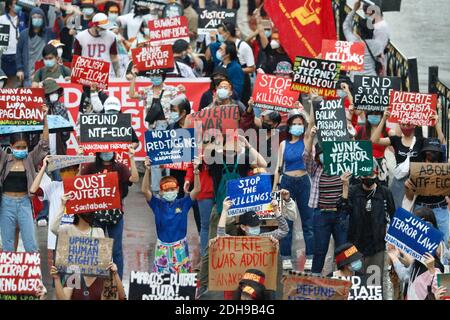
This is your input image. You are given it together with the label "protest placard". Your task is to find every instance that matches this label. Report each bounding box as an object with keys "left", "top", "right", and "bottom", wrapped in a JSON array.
[
  {"left": 410, "top": 162, "right": 450, "bottom": 196},
  {"left": 71, "top": 55, "right": 110, "bottom": 90},
  {"left": 131, "top": 45, "right": 174, "bottom": 71},
  {"left": 161, "top": 162, "right": 190, "bottom": 171},
  {"left": 0, "top": 25, "right": 10, "bottom": 52},
  {"left": 63, "top": 172, "right": 121, "bottom": 214},
  {"left": 282, "top": 272, "right": 351, "bottom": 300},
  {"left": 388, "top": 91, "right": 437, "bottom": 126},
  {"left": 291, "top": 56, "right": 341, "bottom": 98},
  {"left": 321, "top": 40, "right": 365, "bottom": 72},
  {"left": 0, "top": 252, "right": 42, "bottom": 295},
  {"left": 148, "top": 16, "right": 190, "bottom": 46},
  {"left": 322, "top": 140, "right": 373, "bottom": 176},
  {"left": 343, "top": 275, "right": 383, "bottom": 300},
  {"left": 353, "top": 75, "right": 401, "bottom": 111},
  {"left": 129, "top": 272, "right": 197, "bottom": 300},
  {"left": 385, "top": 208, "right": 444, "bottom": 264},
  {"left": 313, "top": 98, "right": 349, "bottom": 142},
  {"left": 0, "top": 88, "right": 45, "bottom": 125},
  {"left": 79, "top": 113, "right": 132, "bottom": 153},
  {"left": 198, "top": 8, "right": 237, "bottom": 35},
  {"left": 40, "top": 0, "right": 55, "bottom": 4},
  {"left": 46, "top": 155, "right": 96, "bottom": 172},
  {"left": 145, "top": 128, "right": 197, "bottom": 166},
  {"left": 437, "top": 274, "right": 450, "bottom": 300},
  {"left": 226, "top": 175, "right": 272, "bottom": 217},
  {"left": 55, "top": 234, "right": 113, "bottom": 277},
  {"left": 251, "top": 73, "right": 300, "bottom": 113},
  {"left": 0, "top": 115, "right": 73, "bottom": 135},
  {"left": 115, "top": 151, "right": 131, "bottom": 169},
  {"left": 0, "top": 294, "right": 40, "bottom": 300},
  {"left": 191, "top": 105, "right": 239, "bottom": 140},
  {"left": 209, "top": 236, "right": 278, "bottom": 291}
]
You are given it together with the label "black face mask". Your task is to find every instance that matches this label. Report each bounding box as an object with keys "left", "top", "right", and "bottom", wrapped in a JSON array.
[
  {"left": 262, "top": 122, "right": 272, "bottom": 131},
  {"left": 362, "top": 177, "right": 377, "bottom": 187},
  {"left": 135, "top": 7, "right": 150, "bottom": 16},
  {"left": 80, "top": 213, "right": 95, "bottom": 225}
]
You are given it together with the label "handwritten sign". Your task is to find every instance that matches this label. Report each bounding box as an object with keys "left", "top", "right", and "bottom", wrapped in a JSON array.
[
  {"left": 353, "top": 75, "right": 401, "bottom": 111},
  {"left": 0, "top": 88, "right": 45, "bottom": 125},
  {"left": 389, "top": 91, "right": 437, "bottom": 126},
  {"left": 129, "top": 272, "right": 197, "bottom": 300},
  {"left": 0, "top": 115, "right": 73, "bottom": 135},
  {"left": 226, "top": 175, "right": 272, "bottom": 217},
  {"left": 198, "top": 8, "right": 237, "bottom": 35},
  {"left": 0, "top": 252, "right": 42, "bottom": 295},
  {"left": 63, "top": 172, "right": 121, "bottom": 214},
  {"left": 437, "top": 274, "right": 450, "bottom": 300},
  {"left": 251, "top": 74, "right": 300, "bottom": 113},
  {"left": 209, "top": 236, "right": 278, "bottom": 291},
  {"left": 385, "top": 208, "right": 444, "bottom": 264},
  {"left": 0, "top": 25, "right": 10, "bottom": 52},
  {"left": 291, "top": 56, "right": 341, "bottom": 98},
  {"left": 313, "top": 99, "right": 349, "bottom": 142},
  {"left": 148, "top": 16, "right": 190, "bottom": 46},
  {"left": 131, "top": 45, "right": 174, "bottom": 71},
  {"left": 322, "top": 140, "right": 373, "bottom": 176},
  {"left": 161, "top": 162, "right": 190, "bottom": 171},
  {"left": 410, "top": 163, "right": 450, "bottom": 196},
  {"left": 46, "top": 155, "right": 96, "bottom": 172},
  {"left": 191, "top": 105, "right": 239, "bottom": 140},
  {"left": 71, "top": 55, "right": 110, "bottom": 90},
  {"left": 55, "top": 235, "right": 113, "bottom": 277},
  {"left": 282, "top": 272, "right": 351, "bottom": 300},
  {"left": 79, "top": 113, "right": 132, "bottom": 153},
  {"left": 321, "top": 40, "right": 365, "bottom": 72}
]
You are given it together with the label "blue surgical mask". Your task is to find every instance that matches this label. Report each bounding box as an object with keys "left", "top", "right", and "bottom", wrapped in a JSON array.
[
  {"left": 32, "top": 18, "right": 44, "bottom": 28},
  {"left": 12, "top": 149, "right": 28, "bottom": 159},
  {"left": 108, "top": 13, "right": 118, "bottom": 23},
  {"left": 289, "top": 124, "right": 304, "bottom": 137},
  {"left": 14, "top": 4, "right": 22, "bottom": 13},
  {"left": 216, "top": 50, "right": 223, "bottom": 61},
  {"left": 367, "top": 115, "right": 381, "bottom": 126},
  {"left": 169, "top": 111, "right": 180, "bottom": 123},
  {"left": 44, "top": 59, "right": 56, "bottom": 68},
  {"left": 217, "top": 88, "right": 229, "bottom": 100},
  {"left": 337, "top": 89, "right": 347, "bottom": 99},
  {"left": 162, "top": 191, "right": 178, "bottom": 202},
  {"left": 265, "top": 30, "right": 272, "bottom": 38},
  {"left": 83, "top": 8, "right": 94, "bottom": 16},
  {"left": 99, "top": 152, "right": 114, "bottom": 161},
  {"left": 350, "top": 260, "right": 363, "bottom": 272},
  {"left": 217, "top": 34, "right": 225, "bottom": 43},
  {"left": 247, "top": 226, "right": 261, "bottom": 236},
  {"left": 319, "top": 153, "right": 324, "bottom": 164},
  {"left": 150, "top": 77, "right": 163, "bottom": 86}
]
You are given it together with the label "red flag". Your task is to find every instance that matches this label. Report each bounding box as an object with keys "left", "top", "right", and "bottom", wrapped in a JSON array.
[{"left": 265, "top": 0, "right": 337, "bottom": 60}]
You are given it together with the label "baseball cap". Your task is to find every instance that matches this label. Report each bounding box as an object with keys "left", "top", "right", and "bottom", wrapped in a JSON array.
[
  {"left": 421, "top": 138, "right": 442, "bottom": 153},
  {"left": 92, "top": 13, "right": 111, "bottom": 30},
  {"left": 104, "top": 96, "right": 121, "bottom": 112}
]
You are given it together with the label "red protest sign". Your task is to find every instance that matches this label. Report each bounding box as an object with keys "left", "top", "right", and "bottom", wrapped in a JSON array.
[
  {"left": 321, "top": 40, "right": 365, "bottom": 72},
  {"left": 115, "top": 151, "right": 131, "bottom": 169},
  {"left": 71, "top": 55, "right": 110, "bottom": 90},
  {"left": 252, "top": 74, "right": 300, "bottom": 113},
  {"left": 388, "top": 91, "right": 437, "bottom": 126},
  {"left": 0, "top": 88, "right": 45, "bottom": 125},
  {"left": 131, "top": 45, "right": 174, "bottom": 71},
  {"left": 191, "top": 105, "right": 239, "bottom": 141},
  {"left": 148, "top": 16, "right": 190, "bottom": 46},
  {"left": 161, "top": 162, "right": 190, "bottom": 171},
  {"left": 63, "top": 172, "right": 121, "bottom": 214},
  {"left": 0, "top": 252, "right": 42, "bottom": 295}
]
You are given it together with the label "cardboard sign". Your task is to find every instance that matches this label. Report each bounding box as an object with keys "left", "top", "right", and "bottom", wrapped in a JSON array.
[
  {"left": 46, "top": 155, "right": 96, "bottom": 172},
  {"left": 291, "top": 56, "right": 341, "bottom": 98},
  {"left": 144, "top": 128, "right": 197, "bottom": 166},
  {"left": 251, "top": 74, "right": 300, "bottom": 113},
  {"left": 0, "top": 252, "right": 42, "bottom": 295},
  {"left": 71, "top": 55, "right": 110, "bottom": 90},
  {"left": 353, "top": 75, "right": 401, "bottom": 111},
  {"left": 191, "top": 105, "right": 239, "bottom": 140},
  {"left": 321, "top": 40, "right": 365, "bottom": 72},
  {"left": 343, "top": 275, "right": 383, "bottom": 300},
  {"left": 0, "top": 115, "right": 73, "bottom": 135},
  {"left": 148, "top": 16, "right": 190, "bottom": 46},
  {"left": 0, "top": 88, "right": 45, "bottom": 125},
  {"left": 198, "top": 8, "right": 237, "bottom": 35},
  {"left": 410, "top": 162, "right": 450, "bottom": 196},
  {"left": 79, "top": 113, "right": 132, "bottom": 153},
  {"left": 55, "top": 234, "right": 113, "bottom": 277},
  {"left": 385, "top": 208, "right": 444, "bottom": 264},
  {"left": 63, "top": 172, "right": 122, "bottom": 214},
  {"left": 282, "top": 273, "right": 351, "bottom": 300},
  {"left": 437, "top": 274, "right": 450, "bottom": 300},
  {"left": 322, "top": 140, "right": 373, "bottom": 176},
  {"left": 388, "top": 91, "right": 437, "bottom": 126},
  {"left": 0, "top": 25, "right": 10, "bottom": 52},
  {"left": 226, "top": 175, "right": 272, "bottom": 217},
  {"left": 208, "top": 236, "right": 278, "bottom": 291},
  {"left": 313, "top": 99, "right": 349, "bottom": 142},
  {"left": 129, "top": 271, "right": 197, "bottom": 300},
  {"left": 131, "top": 45, "right": 174, "bottom": 71}
]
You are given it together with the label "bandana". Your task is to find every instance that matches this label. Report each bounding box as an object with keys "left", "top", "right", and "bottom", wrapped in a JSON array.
[
  {"left": 335, "top": 245, "right": 359, "bottom": 266},
  {"left": 160, "top": 181, "right": 178, "bottom": 191},
  {"left": 241, "top": 272, "right": 265, "bottom": 286}
]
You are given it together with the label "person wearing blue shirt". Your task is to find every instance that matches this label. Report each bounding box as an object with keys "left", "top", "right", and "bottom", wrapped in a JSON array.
[
  {"left": 142, "top": 156, "right": 201, "bottom": 273},
  {"left": 216, "top": 40, "right": 244, "bottom": 99}
]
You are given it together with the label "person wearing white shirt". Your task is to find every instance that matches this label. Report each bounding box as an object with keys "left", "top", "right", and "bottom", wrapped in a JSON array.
[{"left": 0, "top": 0, "right": 21, "bottom": 87}]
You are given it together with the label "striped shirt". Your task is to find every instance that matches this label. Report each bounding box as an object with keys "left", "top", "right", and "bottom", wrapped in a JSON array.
[
  {"left": 318, "top": 174, "right": 343, "bottom": 210},
  {"left": 303, "top": 150, "right": 322, "bottom": 208}
]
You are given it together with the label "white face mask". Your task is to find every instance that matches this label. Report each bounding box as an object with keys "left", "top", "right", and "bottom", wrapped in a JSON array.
[
  {"left": 270, "top": 40, "right": 280, "bottom": 50},
  {"left": 57, "top": 47, "right": 63, "bottom": 58},
  {"left": 49, "top": 93, "right": 59, "bottom": 103}
]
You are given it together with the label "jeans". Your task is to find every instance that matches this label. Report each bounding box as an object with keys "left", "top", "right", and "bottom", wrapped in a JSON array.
[
  {"left": 98, "top": 217, "right": 124, "bottom": 279},
  {"left": 415, "top": 205, "right": 450, "bottom": 248},
  {"left": 311, "top": 209, "right": 348, "bottom": 274},
  {"left": 37, "top": 200, "right": 49, "bottom": 221},
  {"left": 198, "top": 198, "right": 214, "bottom": 256},
  {"left": 0, "top": 194, "right": 38, "bottom": 252},
  {"left": 280, "top": 174, "right": 314, "bottom": 258}
]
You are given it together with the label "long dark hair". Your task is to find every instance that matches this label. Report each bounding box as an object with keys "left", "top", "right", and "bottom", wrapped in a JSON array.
[
  {"left": 10, "top": 133, "right": 29, "bottom": 146},
  {"left": 94, "top": 152, "right": 119, "bottom": 172},
  {"left": 413, "top": 207, "right": 438, "bottom": 229},
  {"left": 286, "top": 115, "right": 307, "bottom": 141},
  {"left": 358, "top": 112, "right": 388, "bottom": 141}
]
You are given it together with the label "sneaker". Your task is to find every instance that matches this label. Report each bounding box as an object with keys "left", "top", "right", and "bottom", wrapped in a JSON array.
[
  {"left": 37, "top": 219, "right": 47, "bottom": 227},
  {"left": 282, "top": 259, "right": 293, "bottom": 270},
  {"left": 304, "top": 258, "right": 313, "bottom": 271}
]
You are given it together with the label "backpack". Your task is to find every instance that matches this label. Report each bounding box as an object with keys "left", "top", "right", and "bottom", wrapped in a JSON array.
[{"left": 215, "top": 160, "right": 240, "bottom": 215}]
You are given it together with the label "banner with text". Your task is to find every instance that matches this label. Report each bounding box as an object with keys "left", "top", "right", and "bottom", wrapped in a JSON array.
[
  {"left": 322, "top": 140, "right": 373, "bottom": 176},
  {"left": 191, "top": 104, "right": 239, "bottom": 141},
  {"left": 132, "top": 45, "right": 174, "bottom": 71},
  {"left": 198, "top": 8, "right": 237, "bottom": 35},
  {"left": 46, "top": 155, "right": 96, "bottom": 173},
  {"left": 71, "top": 55, "right": 110, "bottom": 90},
  {"left": 321, "top": 40, "right": 365, "bottom": 72},
  {"left": 343, "top": 275, "right": 383, "bottom": 300},
  {"left": 410, "top": 162, "right": 450, "bottom": 196},
  {"left": 148, "top": 16, "right": 189, "bottom": 46},
  {"left": 389, "top": 91, "right": 437, "bottom": 126},
  {"left": 0, "top": 252, "right": 42, "bottom": 295},
  {"left": 0, "top": 88, "right": 45, "bottom": 125},
  {"left": 353, "top": 75, "right": 401, "bottom": 111},
  {"left": 313, "top": 98, "right": 349, "bottom": 142}
]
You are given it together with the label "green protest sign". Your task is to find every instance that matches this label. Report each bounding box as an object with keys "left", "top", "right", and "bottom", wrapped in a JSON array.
[{"left": 322, "top": 140, "right": 373, "bottom": 176}]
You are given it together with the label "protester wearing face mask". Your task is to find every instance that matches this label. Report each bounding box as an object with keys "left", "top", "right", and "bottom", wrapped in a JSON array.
[
  {"left": 32, "top": 44, "right": 71, "bottom": 88},
  {"left": 339, "top": 163, "right": 395, "bottom": 286},
  {"left": 198, "top": 67, "right": 238, "bottom": 110},
  {"left": 0, "top": 106, "right": 49, "bottom": 253},
  {"left": 233, "top": 269, "right": 268, "bottom": 300},
  {"left": 329, "top": 243, "right": 365, "bottom": 278},
  {"left": 168, "top": 39, "right": 197, "bottom": 78},
  {"left": 16, "top": 7, "right": 55, "bottom": 87},
  {"left": 103, "top": 1, "right": 120, "bottom": 24},
  {"left": 215, "top": 41, "right": 244, "bottom": 99},
  {"left": 79, "top": 0, "right": 97, "bottom": 30},
  {"left": 273, "top": 109, "right": 314, "bottom": 271},
  {"left": 142, "top": 156, "right": 201, "bottom": 273},
  {"left": 80, "top": 146, "right": 139, "bottom": 279},
  {"left": 362, "top": 0, "right": 390, "bottom": 51},
  {"left": 116, "top": 3, "right": 151, "bottom": 41},
  {"left": 129, "top": 18, "right": 152, "bottom": 50}
]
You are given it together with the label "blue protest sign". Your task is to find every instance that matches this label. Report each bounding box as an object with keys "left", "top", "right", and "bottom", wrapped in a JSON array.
[
  {"left": 385, "top": 208, "right": 444, "bottom": 263},
  {"left": 226, "top": 175, "right": 272, "bottom": 217},
  {"left": 0, "top": 115, "right": 73, "bottom": 135},
  {"left": 145, "top": 128, "right": 197, "bottom": 166}
]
